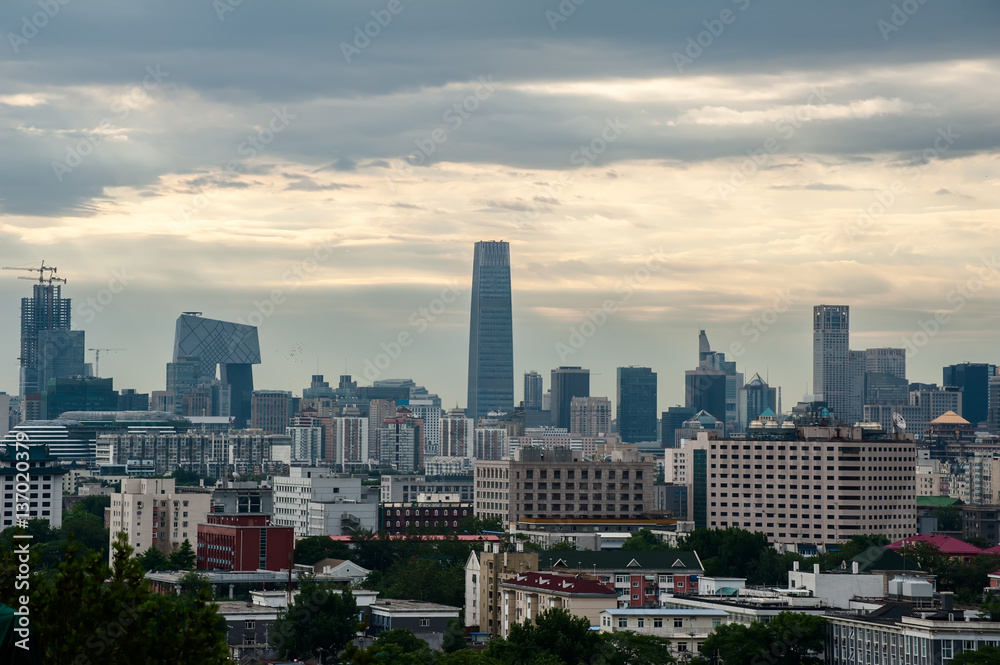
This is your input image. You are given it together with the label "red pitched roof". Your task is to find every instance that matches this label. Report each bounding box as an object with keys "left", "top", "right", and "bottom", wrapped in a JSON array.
[
  {"left": 983, "top": 545, "right": 1000, "bottom": 555},
  {"left": 887, "top": 534, "right": 984, "bottom": 556},
  {"left": 500, "top": 572, "right": 617, "bottom": 596}
]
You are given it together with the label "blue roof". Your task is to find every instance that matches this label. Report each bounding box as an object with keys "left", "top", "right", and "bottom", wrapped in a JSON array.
[{"left": 759, "top": 408, "right": 776, "bottom": 417}]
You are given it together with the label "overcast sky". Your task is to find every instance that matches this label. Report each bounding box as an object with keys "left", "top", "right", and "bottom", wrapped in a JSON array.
[{"left": 1, "top": 0, "right": 998, "bottom": 413}]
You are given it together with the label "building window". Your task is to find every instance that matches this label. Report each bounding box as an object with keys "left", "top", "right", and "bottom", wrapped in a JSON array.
[
  {"left": 637, "top": 618, "right": 645, "bottom": 628},
  {"left": 245, "top": 620, "right": 255, "bottom": 629},
  {"left": 419, "top": 618, "right": 430, "bottom": 627},
  {"left": 618, "top": 618, "right": 627, "bottom": 628},
  {"left": 674, "top": 618, "right": 684, "bottom": 628},
  {"left": 654, "top": 618, "right": 663, "bottom": 628}
]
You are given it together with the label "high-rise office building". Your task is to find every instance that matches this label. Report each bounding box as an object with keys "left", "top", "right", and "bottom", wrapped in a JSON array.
[
  {"left": 813, "top": 305, "right": 855, "bottom": 424},
  {"left": 693, "top": 331, "right": 742, "bottom": 431},
  {"left": 550, "top": 366, "right": 590, "bottom": 430},
  {"left": 19, "top": 279, "right": 73, "bottom": 401},
  {"left": 737, "top": 373, "right": 778, "bottom": 431},
  {"left": 467, "top": 241, "right": 514, "bottom": 421},
  {"left": 524, "top": 371, "right": 543, "bottom": 410},
  {"left": 616, "top": 367, "right": 657, "bottom": 443},
  {"left": 661, "top": 406, "right": 696, "bottom": 448},
  {"left": 570, "top": 396, "right": 612, "bottom": 436},
  {"left": 944, "top": 363, "right": 997, "bottom": 426},
  {"left": 172, "top": 314, "right": 261, "bottom": 428},
  {"left": 36, "top": 329, "right": 86, "bottom": 388},
  {"left": 41, "top": 376, "right": 117, "bottom": 419},
  {"left": 250, "top": 390, "right": 291, "bottom": 435},
  {"left": 117, "top": 389, "right": 150, "bottom": 411}
]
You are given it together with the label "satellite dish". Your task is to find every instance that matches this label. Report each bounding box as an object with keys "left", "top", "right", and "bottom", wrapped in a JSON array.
[{"left": 892, "top": 412, "right": 907, "bottom": 431}]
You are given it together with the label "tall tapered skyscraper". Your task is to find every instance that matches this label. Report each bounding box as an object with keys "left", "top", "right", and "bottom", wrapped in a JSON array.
[
  {"left": 813, "top": 305, "right": 854, "bottom": 423},
  {"left": 467, "top": 241, "right": 514, "bottom": 421}
]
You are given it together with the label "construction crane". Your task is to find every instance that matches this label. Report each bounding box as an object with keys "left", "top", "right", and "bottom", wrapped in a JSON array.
[
  {"left": 89, "top": 348, "right": 125, "bottom": 378},
  {"left": 2, "top": 260, "right": 67, "bottom": 286}
]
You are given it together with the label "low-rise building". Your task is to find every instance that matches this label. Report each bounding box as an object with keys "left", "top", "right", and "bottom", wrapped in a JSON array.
[
  {"left": 826, "top": 601, "right": 1000, "bottom": 665},
  {"left": 196, "top": 514, "right": 294, "bottom": 572},
  {"left": 366, "top": 599, "right": 461, "bottom": 651},
  {"left": 598, "top": 608, "right": 728, "bottom": 658},
  {"left": 499, "top": 572, "right": 618, "bottom": 637},
  {"left": 380, "top": 473, "right": 474, "bottom": 504},
  {"left": 540, "top": 550, "right": 704, "bottom": 605}
]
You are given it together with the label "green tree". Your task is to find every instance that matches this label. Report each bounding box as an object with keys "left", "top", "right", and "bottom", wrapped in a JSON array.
[
  {"left": 487, "top": 608, "right": 602, "bottom": 665},
  {"left": 699, "top": 622, "right": 773, "bottom": 665},
  {"left": 73, "top": 495, "right": 112, "bottom": 518},
  {"left": 766, "top": 612, "right": 826, "bottom": 665},
  {"left": 934, "top": 506, "right": 963, "bottom": 531},
  {"left": 270, "top": 575, "right": 359, "bottom": 659},
  {"left": 61, "top": 508, "right": 110, "bottom": 556},
  {"left": 966, "top": 537, "right": 991, "bottom": 549},
  {"left": 457, "top": 514, "right": 504, "bottom": 534},
  {"left": 135, "top": 545, "right": 171, "bottom": 572},
  {"left": 598, "top": 631, "right": 675, "bottom": 665},
  {"left": 294, "top": 535, "right": 353, "bottom": 566},
  {"left": 442, "top": 618, "right": 468, "bottom": 653},
  {"left": 951, "top": 645, "right": 1000, "bottom": 665},
  {"left": 170, "top": 468, "right": 206, "bottom": 486},
  {"left": 621, "top": 528, "right": 665, "bottom": 551},
  {"left": 26, "top": 532, "right": 229, "bottom": 664},
  {"left": 546, "top": 540, "right": 578, "bottom": 552},
  {"left": 168, "top": 539, "right": 197, "bottom": 570}
]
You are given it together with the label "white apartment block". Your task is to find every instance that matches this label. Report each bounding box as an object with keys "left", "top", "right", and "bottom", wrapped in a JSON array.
[
  {"left": 599, "top": 608, "right": 728, "bottom": 658},
  {"left": 1, "top": 444, "right": 66, "bottom": 528},
  {"left": 271, "top": 467, "right": 365, "bottom": 537},
  {"left": 286, "top": 425, "right": 324, "bottom": 465},
  {"left": 406, "top": 401, "right": 442, "bottom": 458},
  {"left": 334, "top": 416, "right": 369, "bottom": 470},
  {"left": 441, "top": 409, "right": 473, "bottom": 458},
  {"left": 109, "top": 477, "right": 211, "bottom": 561},
  {"left": 681, "top": 425, "right": 916, "bottom": 549}
]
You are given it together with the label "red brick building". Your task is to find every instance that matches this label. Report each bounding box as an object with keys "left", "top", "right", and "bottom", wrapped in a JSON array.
[{"left": 196, "top": 514, "right": 294, "bottom": 572}]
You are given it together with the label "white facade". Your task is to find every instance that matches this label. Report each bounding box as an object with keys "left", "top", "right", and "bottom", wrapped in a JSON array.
[
  {"left": 109, "top": 477, "right": 211, "bottom": 561},
  {"left": 464, "top": 550, "right": 481, "bottom": 628},
  {"left": 272, "top": 467, "right": 364, "bottom": 537},
  {"left": 599, "top": 608, "right": 728, "bottom": 657},
  {"left": 307, "top": 499, "right": 378, "bottom": 536},
  {"left": 407, "top": 401, "right": 442, "bottom": 458},
  {"left": 441, "top": 409, "right": 473, "bottom": 458},
  {"left": 335, "top": 416, "right": 369, "bottom": 469},
  {"left": 287, "top": 425, "right": 324, "bottom": 465},
  {"left": 787, "top": 562, "right": 885, "bottom": 609},
  {"left": 1, "top": 446, "right": 66, "bottom": 528},
  {"left": 425, "top": 456, "right": 473, "bottom": 476}
]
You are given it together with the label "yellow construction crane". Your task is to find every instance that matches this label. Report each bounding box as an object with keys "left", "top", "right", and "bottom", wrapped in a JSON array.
[
  {"left": 88, "top": 348, "right": 125, "bottom": 378},
  {"left": 2, "top": 260, "right": 67, "bottom": 285}
]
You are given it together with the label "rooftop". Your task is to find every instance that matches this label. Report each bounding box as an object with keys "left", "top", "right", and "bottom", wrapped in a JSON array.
[
  {"left": 543, "top": 550, "right": 702, "bottom": 572},
  {"left": 502, "top": 572, "right": 617, "bottom": 596},
  {"left": 887, "top": 535, "right": 983, "bottom": 556},
  {"left": 370, "top": 599, "right": 461, "bottom": 613},
  {"left": 600, "top": 608, "right": 728, "bottom": 617},
  {"left": 929, "top": 411, "right": 971, "bottom": 426}
]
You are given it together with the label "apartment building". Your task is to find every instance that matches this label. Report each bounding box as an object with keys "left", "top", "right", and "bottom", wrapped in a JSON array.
[
  {"left": 271, "top": 467, "right": 371, "bottom": 537},
  {"left": 470, "top": 547, "right": 539, "bottom": 635},
  {"left": 499, "top": 572, "right": 618, "bottom": 637},
  {"left": 380, "top": 474, "right": 474, "bottom": 504},
  {"left": 473, "top": 446, "right": 655, "bottom": 527},
  {"left": 109, "top": 477, "right": 212, "bottom": 561},
  {"left": 599, "top": 608, "right": 728, "bottom": 657},
  {"left": 0, "top": 444, "right": 66, "bottom": 528},
  {"left": 678, "top": 424, "right": 916, "bottom": 550}
]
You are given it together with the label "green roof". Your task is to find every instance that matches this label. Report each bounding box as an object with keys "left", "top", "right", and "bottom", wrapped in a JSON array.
[
  {"left": 916, "top": 496, "right": 963, "bottom": 507},
  {"left": 849, "top": 546, "right": 922, "bottom": 573},
  {"left": 544, "top": 550, "right": 703, "bottom": 572}
]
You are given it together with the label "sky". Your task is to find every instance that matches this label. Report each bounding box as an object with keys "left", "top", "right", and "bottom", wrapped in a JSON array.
[{"left": 1, "top": 0, "right": 998, "bottom": 414}]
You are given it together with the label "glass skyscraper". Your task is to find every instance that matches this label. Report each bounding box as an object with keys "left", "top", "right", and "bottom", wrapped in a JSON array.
[
  {"left": 467, "top": 241, "right": 514, "bottom": 421},
  {"left": 20, "top": 283, "right": 72, "bottom": 399},
  {"left": 617, "top": 366, "right": 658, "bottom": 443}
]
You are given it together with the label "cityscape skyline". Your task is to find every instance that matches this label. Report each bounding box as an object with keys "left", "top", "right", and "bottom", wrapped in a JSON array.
[{"left": 1, "top": 258, "right": 998, "bottom": 417}]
